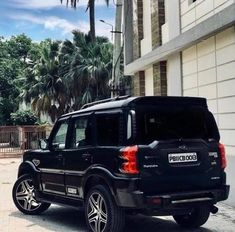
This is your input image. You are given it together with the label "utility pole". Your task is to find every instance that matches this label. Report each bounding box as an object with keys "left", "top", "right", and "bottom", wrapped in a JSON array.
[
  {"left": 99, "top": 20, "right": 114, "bottom": 42},
  {"left": 111, "top": 0, "right": 123, "bottom": 97}
]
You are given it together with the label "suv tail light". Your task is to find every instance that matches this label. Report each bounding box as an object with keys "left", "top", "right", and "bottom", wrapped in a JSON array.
[
  {"left": 219, "top": 143, "right": 227, "bottom": 169},
  {"left": 120, "top": 146, "right": 139, "bottom": 174}
]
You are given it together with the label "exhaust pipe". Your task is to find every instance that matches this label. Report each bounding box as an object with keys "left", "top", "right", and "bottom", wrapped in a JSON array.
[{"left": 210, "top": 205, "right": 218, "bottom": 214}]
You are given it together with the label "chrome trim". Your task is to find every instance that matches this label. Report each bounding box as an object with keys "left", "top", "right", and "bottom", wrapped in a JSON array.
[
  {"left": 64, "top": 170, "right": 84, "bottom": 176},
  {"left": 172, "top": 197, "right": 212, "bottom": 204},
  {"left": 40, "top": 168, "right": 85, "bottom": 176},
  {"left": 66, "top": 186, "right": 80, "bottom": 197},
  {"left": 42, "top": 183, "right": 66, "bottom": 195},
  {"left": 209, "top": 152, "right": 218, "bottom": 158},
  {"left": 32, "top": 159, "right": 40, "bottom": 167},
  {"left": 40, "top": 168, "right": 64, "bottom": 174}
]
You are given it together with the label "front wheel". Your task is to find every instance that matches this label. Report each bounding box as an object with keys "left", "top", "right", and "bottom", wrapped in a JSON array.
[
  {"left": 12, "top": 174, "right": 50, "bottom": 215},
  {"left": 173, "top": 205, "right": 210, "bottom": 228},
  {"left": 85, "top": 185, "right": 125, "bottom": 232}
]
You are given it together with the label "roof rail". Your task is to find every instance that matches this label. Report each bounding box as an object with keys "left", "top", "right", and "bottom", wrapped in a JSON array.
[{"left": 81, "top": 95, "right": 131, "bottom": 110}]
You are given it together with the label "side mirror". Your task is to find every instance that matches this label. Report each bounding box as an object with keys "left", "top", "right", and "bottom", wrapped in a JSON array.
[
  {"left": 39, "top": 139, "right": 48, "bottom": 150},
  {"left": 51, "top": 143, "right": 65, "bottom": 150}
]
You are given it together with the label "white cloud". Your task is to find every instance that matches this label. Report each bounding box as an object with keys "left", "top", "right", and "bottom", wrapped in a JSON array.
[
  {"left": 10, "top": 13, "right": 77, "bottom": 35},
  {"left": 9, "top": 0, "right": 111, "bottom": 10},
  {"left": 76, "top": 19, "right": 115, "bottom": 41},
  {"left": 8, "top": 0, "right": 61, "bottom": 10},
  {"left": 96, "top": 19, "right": 115, "bottom": 41},
  {"left": 9, "top": 13, "right": 115, "bottom": 40}
]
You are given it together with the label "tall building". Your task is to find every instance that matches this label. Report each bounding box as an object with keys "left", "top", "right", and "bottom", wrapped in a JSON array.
[{"left": 124, "top": 0, "right": 235, "bottom": 206}]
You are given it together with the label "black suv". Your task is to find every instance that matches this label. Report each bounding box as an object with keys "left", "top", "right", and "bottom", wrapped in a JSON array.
[{"left": 12, "top": 96, "right": 229, "bottom": 232}]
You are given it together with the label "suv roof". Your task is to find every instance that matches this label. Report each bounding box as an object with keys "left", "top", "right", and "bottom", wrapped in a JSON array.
[{"left": 63, "top": 96, "right": 208, "bottom": 118}]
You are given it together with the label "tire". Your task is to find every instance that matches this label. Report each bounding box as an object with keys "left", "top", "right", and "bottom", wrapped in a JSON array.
[
  {"left": 12, "top": 174, "right": 50, "bottom": 215},
  {"left": 173, "top": 206, "right": 210, "bottom": 228},
  {"left": 85, "top": 185, "right": 125, "bottom": 232}
]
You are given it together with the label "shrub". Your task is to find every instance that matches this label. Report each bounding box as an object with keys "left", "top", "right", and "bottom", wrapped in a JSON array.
[{"left": 10, "top": 110, "right": 38, "bottom": 125}]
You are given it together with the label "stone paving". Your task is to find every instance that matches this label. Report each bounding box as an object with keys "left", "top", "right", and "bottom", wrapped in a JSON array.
[{"left": 1, "top": 158, "right": 235, "bottom": 232}]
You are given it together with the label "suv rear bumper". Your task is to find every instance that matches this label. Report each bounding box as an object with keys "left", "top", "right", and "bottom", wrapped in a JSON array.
[{"left": 116, "top": 185, "right": 230, "bottom": 213}]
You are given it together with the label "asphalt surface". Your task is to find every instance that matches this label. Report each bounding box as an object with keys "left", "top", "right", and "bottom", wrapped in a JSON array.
[{"left": 1, "top": 158, "right": 235, "bottom": 232}]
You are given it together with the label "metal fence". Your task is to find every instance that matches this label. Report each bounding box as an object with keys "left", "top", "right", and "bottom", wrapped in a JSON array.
[{"left": 0, "top": 126, "right": 52, "bottom": 157}]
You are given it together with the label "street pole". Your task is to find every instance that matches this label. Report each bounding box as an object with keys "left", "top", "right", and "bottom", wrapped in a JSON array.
[
  {"left": 99, "top": 20, "right": 113, "bottom": 42},
  {"left": 111, "top": 0, "right": 123, "bottom": 98}
]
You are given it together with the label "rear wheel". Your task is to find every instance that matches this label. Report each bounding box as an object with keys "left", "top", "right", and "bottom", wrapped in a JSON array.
[
  {"left": 173, "top": 206, "right": 210, "bottom": 228},
  {"left": 85, "top": 185, "right": 125, "bottom": 232},
  {"left": 12, "top": 174, "right": 50, "bottom": 215}
]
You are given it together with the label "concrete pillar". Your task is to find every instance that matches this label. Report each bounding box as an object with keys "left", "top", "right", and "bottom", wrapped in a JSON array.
[
  {"left": 165, "top": 0, "right": 180, "bottom": 40},
  {"left": 153, "top": 61, "right": 167, "bottom": 96},
  {"left": 145, "top": 67, "right": 154, "bottom": 96},
  {"left": 167, "top": 53, "right": 182, "bottom": 96},
  {"left": 151, "top": 0, "right": 165, "bottom": 48},
  {"left": 132, "top": 71, "right": 145, "bottom": 96},
  {"left": 132, "top": 0, "right": 143, "bottom": 60}
]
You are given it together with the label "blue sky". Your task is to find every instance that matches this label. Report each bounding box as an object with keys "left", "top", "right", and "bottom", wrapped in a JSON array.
[{"left": 0, "top": 0, "right": 115, "bottom": 41}]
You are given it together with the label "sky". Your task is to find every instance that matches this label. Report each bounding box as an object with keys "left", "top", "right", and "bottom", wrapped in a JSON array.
[{"left": 0, "top": 0, "right": 116, "bottom": 42}]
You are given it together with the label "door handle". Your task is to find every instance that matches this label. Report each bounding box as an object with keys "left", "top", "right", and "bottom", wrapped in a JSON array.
[
  {"left": 82, "top": 153, "right": 92, "bottom": 161},
  {"left": 56, "top": 154, "right": 63, "bottom": 160}
]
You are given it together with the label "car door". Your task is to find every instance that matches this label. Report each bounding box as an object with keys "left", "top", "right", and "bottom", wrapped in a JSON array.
[
  {"left": 39, "top": 118, "right": 69, "bottom": 196},
  {"left": 63, "top": 114, "right": 94, "bottom": 198}
]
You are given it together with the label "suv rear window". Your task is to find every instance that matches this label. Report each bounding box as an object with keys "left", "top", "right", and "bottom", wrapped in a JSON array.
[{"left": 135, "top": 106, "right": 219, "bottom": 144}]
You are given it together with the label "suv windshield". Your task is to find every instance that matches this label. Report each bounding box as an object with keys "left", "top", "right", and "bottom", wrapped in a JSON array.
[{"left": 135, "top": 106, "right": 219, "bottom": 144}]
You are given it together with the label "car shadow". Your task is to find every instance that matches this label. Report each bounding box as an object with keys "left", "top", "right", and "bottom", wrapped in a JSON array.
[
  {"left": 10, "top": 206, "right": 87, "bottom": 232},
  {"left": 124, "top": 214, "right": 212, "bottom": 232},
  {"left": 10, "top": 206, "right": 213, "bottom": 232}
]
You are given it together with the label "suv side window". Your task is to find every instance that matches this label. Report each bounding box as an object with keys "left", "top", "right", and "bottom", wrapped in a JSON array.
[
  {"left": 52, "top": 121, "right": 68, "bottom": 150},
  {"left": 70, "top": 116, "right": 92, "bottom": 148},
  {"left": 96, "top": 113, "right": 120, "bottom": 146}
]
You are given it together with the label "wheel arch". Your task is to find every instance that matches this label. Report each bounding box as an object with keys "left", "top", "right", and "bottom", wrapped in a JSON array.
[
  {"left": 83, "top": 168, "right": 117, "bottom": 203},
  {"left": 18, "top": 161, "right": 39, "bottom": 179}
]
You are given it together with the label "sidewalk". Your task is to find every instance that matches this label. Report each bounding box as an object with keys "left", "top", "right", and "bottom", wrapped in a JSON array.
[{"left": 1, "top": 158, "right": 235, "bottom": 232}]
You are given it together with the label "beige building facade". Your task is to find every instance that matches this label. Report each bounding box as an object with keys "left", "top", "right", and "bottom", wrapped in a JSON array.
[{"left": 124, "top": 0, "right": 235, "bottom": 206}]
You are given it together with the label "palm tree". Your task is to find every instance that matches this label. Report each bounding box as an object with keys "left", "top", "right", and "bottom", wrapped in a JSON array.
[
  {"left": 60, "top": 0, "right": 110, "bottom": 42},
  {"left": 59, "top": 31, "right": 113, "bottom": 108},
  {"left": 23, "top": 40, "right": 70, "bottom": 122},
  {"left": 21, "top": 32, "right": 112, "bottom": 122}
]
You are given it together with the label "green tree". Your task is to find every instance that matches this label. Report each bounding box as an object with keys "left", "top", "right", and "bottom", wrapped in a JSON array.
[
  {"left": 6, "top": 34, "right": 32, "bottom": 62},
  {"left": 10, "top": 110, "right": 38, "bottom": 125},
  {"left": 0, "top": 35, "right": 29, "bottom": 125},
  {"left": 1, "top": 33, "right": 112, "bottom": 124},
  {"left": 60, "top": 0, "right": 110, "bottom": 42},
  {"left": 23, "top": 40, "right": 69, "bottom": 122},
  {"left": 59, "top": 31, "right": 113, "bottom": 108}
]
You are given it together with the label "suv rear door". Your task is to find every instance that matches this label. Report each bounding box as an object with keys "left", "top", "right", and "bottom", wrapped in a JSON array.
[{"left": 131, "top": 105, "right": 222, "bottom": 194}]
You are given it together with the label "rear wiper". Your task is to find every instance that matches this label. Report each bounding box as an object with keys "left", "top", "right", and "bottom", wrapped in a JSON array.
[{"left": 165, "top": 128, "right": 182, "bottom": 139}]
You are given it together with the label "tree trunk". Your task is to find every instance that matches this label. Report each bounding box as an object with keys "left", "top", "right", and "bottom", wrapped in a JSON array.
[{"left": 89, "top": 0, "right": 96, "bottom": 42}]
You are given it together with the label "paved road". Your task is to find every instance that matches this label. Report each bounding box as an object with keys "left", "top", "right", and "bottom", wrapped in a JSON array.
[{"left": 1, "top": 158, "right": 235, "bottom": 232}]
